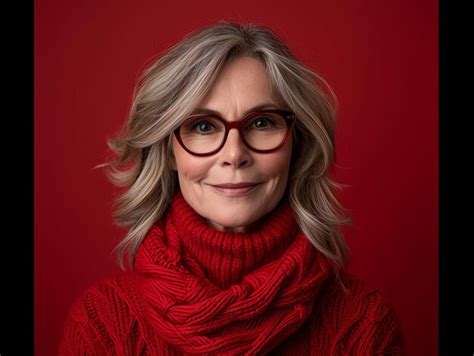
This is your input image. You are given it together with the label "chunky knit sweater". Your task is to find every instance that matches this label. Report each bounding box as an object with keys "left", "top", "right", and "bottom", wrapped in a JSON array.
[{"left": 58, "top": 192, "right": 405, "bottom": 355}]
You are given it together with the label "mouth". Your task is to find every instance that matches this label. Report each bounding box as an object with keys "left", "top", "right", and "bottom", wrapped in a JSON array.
[{"left": 209, "top": 182, "right": 262, "bottom": 197}]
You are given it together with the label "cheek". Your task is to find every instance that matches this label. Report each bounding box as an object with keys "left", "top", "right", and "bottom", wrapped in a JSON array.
[
  {"left": 173, "top": 141, "right": 213, "bottom": 182},
  {"left": 261, "top": 146, "right": 292, "bottom": 182}
]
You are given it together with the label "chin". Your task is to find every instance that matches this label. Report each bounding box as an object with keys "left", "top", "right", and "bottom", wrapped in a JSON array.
[{"left": 208, "top": 211, "right": 261, "bottom": 231}]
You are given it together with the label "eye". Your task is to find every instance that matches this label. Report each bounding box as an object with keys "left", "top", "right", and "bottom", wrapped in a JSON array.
[
  {"left": 248, "top": 116, "right": 275, "bottom": 129},
  {"left": 191, "top": 120, "right": 216, "bottom": 133}
]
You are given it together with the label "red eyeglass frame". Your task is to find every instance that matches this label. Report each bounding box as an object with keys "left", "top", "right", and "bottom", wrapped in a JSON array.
[{"left": 173, "top": 109, "right": 296, "bottom": 156}]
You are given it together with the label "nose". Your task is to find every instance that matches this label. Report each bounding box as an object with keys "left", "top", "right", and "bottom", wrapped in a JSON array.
[{"left": 219, "top": 128, "right": 253, "bottom": 168}]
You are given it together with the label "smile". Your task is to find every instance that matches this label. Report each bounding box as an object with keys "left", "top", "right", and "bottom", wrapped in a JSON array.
[{"left": 209, "top": 183, "right": 261, "bottom": 197}]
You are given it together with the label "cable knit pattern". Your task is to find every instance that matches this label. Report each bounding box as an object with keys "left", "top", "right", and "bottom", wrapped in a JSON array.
[{"left": 58, "top": 192, "right": 405, "bottom": 355}]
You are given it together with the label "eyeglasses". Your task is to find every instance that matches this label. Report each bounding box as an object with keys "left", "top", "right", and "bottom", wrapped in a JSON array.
[{"left": 173, "top": 109, "right": 296, "bottom": 156}]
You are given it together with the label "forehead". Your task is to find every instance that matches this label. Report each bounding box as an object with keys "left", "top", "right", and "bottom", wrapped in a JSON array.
[{"left": 196, "top": 57, "right": 277, "bottom": 114}]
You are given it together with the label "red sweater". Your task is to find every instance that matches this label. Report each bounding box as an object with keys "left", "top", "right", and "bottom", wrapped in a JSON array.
[{"left": 58, "top": 192, "right": 405, "bottom": 355}]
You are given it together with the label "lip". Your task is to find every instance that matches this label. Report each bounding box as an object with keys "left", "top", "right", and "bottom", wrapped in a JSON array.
[{"left": 210, "top": 182, "right": 261, "bottom": 197}]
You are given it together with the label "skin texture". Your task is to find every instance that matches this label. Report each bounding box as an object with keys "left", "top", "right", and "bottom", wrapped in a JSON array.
[{"left": 172, "top": 56, "right": 293, "bottom": 232}]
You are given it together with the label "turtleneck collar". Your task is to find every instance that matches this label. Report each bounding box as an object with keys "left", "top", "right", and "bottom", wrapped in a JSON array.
[
  {"left": 132, "top": 190, "right": 334, "bottom": 354},
  {"left": 168, "top": 191, "right": 299, "bottom": 289}
]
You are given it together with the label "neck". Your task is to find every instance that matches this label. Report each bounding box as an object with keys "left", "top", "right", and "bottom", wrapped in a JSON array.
[
  {"left": 205, "top": 218, "right": 262, "bottom": 233},
  {"left": 171, "top": 191, "right": 299, "bottom": 289}
]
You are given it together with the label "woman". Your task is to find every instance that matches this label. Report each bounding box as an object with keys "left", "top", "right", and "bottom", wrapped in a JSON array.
[{"left": 59, "top": 21, "right": 405, "bottom": 355}]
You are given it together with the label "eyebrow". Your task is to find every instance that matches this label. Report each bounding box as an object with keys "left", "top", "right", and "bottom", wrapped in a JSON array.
[{"left": 190, "top": 103, "right": 279, "bottom": 117}]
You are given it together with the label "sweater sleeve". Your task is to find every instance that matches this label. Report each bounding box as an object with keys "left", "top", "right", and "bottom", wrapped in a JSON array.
[
  {"left": 312, "top": 273, "right": 406, "bottom": 355},
  {"left": 334, "top": 287, "right": 406, "bottom": 355},
  {"left": 57, "top": 278, "right": 143, "bottom": 356},
  {"left": 350, "top": 296, "right": 405, "bottom": 355},
  {"left": 58, "top": 291, "right": 112, "bottom": 355}
]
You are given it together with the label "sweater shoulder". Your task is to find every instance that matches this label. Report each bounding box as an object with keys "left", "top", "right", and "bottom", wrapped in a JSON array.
[
  {"left": 319, "top": 272, "right": 397, "bottom": 312},
  {"left": 313, "top": 272, "right": 406, "bottom": 354},
  {"left": 323, "top": 272, "right": 392, "bottom": 309},
  {"left": 65, "top": 273, "right": 137, "bottom": 323},
  {"left": 58, "top": 273, "right": 142, "bottom": 355}
]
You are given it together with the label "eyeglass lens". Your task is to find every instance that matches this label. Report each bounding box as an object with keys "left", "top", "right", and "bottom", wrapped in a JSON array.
[{"left": 179, "top": 112, "right": 289, "bottom": 154}]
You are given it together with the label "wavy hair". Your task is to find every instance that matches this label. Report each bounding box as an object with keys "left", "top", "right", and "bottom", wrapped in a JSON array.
[{"left": 97, "top": 21, "right": 352, "bottom": 284}]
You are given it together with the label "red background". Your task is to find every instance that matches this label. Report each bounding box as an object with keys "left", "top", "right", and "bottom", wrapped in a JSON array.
[{"left": 35, "top": 0, "right": 438, "bottom": 355}]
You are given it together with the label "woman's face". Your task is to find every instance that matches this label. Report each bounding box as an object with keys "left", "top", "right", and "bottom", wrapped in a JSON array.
[{"left": 172, "top": 56, "right": 293, "bottom": 232}]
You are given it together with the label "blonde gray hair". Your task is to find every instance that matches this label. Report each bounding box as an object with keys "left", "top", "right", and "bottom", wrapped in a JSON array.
[{"left": 98, "top": 21, "right": 351, "bottom": 281}]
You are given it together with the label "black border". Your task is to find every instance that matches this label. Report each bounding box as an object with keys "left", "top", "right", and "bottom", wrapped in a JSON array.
[
  {"left": 1, "top": 0, "right": 34, "bottom": 354},
  {"left": 439, "top": 0, "right": 473, "bottom": 354}
]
